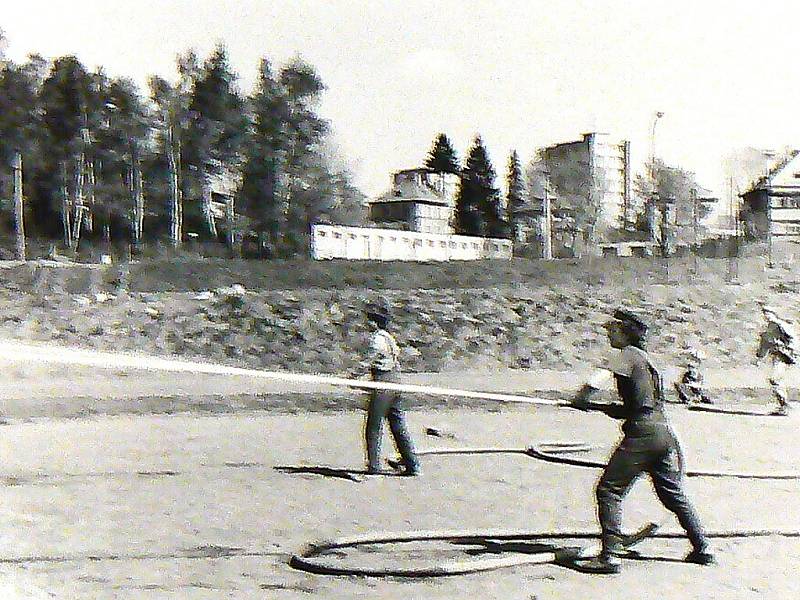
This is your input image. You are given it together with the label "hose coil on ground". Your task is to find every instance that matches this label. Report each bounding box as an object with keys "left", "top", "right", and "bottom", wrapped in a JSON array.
[{"left": 290, "top": 442, "right": 800, "bottom": 577}]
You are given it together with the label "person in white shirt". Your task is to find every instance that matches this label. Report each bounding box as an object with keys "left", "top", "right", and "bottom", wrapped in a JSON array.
[
  {"left": 360, "top": 303, "right": 419, "bottom": 476},
  {"left": 755, "top": 304, "right": 796, "bottom": 416}
]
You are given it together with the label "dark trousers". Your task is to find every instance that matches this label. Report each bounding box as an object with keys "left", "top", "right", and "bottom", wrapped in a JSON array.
[
  {"left": 365, "top": 371, "right": 418, "bottom": 472},
  {"left": 596, "top": 424, "right": 707, "bottom": 555}
]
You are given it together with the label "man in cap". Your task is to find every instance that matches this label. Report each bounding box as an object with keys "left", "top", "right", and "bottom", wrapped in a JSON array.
[
  {"left": 568, "top": 307, "right": 713, "bottom": 574},
  {"left": 755, "top": 303, "right": 797, "bottom": 416},
  {"left": 358, "top": 302, "right": 420, "bottom": 476}
]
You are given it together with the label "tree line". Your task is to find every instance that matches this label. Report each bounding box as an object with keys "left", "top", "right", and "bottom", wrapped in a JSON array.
[
  {"left": 424, "top": 132, "right": 524, "bottom": 239},
  {"left": 0, "top": 35, "right": 364, "bottom": 259},
  {"left": 424, "top": 131, "right": 713, "bottom": 252}
]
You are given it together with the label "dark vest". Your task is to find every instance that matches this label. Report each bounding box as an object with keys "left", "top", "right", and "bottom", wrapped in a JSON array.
[{"left": 614, "top": 347, "right": 666, "bottom": 435}]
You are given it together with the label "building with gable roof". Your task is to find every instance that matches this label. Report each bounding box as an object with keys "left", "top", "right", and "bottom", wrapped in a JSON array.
[
  {"left": 368, "top": 168, "right": 459, "bottom": 234},
  {"left": 310, "top": 167, "right": 512, "bottom": 261},
  {"left": 740, "top": 150, "right": 800, "bottom": 240}
]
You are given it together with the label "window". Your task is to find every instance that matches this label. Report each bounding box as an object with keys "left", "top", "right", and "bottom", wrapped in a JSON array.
[
  {"left": 440, "top": 241, "right": 447, "bottom": 247},
  {"left": 449, "top": 241, "right": 457, "bottom": 248},
  {"left": 318, "top": 231, "right": 326, "bottom": 237},
  {"left": 333, "top": 232, "right": 342, "bottom": 239},
  {"left": 493, "top": 244, "right": 500, "bottom": 251},
  {"left": 428, "top": 241, "right": 435, "bottom": 247},
  {"left": 349, "top": 234, "right": 357, "bottom": 240}
]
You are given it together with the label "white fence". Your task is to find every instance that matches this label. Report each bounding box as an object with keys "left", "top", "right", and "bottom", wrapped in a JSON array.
[{"left": 311, "top": 225, "right": 513, "bottom": 261}]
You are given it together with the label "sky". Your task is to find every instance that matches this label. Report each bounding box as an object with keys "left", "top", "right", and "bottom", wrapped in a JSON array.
[{"left": 3, "top": 0, "right": 800, "bottom": 203}]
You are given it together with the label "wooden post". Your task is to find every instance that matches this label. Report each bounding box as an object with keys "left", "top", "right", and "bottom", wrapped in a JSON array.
[
  {"left": 12, "top": 151, "right": 26, "bottom": 261},
  {"left": 542, "top": 179, "right": 552, "bottom": 260}
]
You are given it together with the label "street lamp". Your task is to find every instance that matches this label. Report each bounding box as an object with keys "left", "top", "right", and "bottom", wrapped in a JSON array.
[
  {"left": 650, "top": 111, "right": 664, "bottom": 167},
  {"left": 648, "top": 111, "right": 665, "bottom": 242}
]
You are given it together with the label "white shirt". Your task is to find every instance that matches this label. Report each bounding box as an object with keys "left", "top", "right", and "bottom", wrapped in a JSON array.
[
  {"left": 367, "top": 329, "right": 400, "bottom": 372},
  {"left": 587, "top": 347, "right": 639, "bottom": 388}
]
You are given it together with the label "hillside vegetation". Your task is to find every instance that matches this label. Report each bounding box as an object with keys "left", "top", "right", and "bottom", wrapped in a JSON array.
[{"left": 1, "top": 255, "right": 799, "bottom": 376}]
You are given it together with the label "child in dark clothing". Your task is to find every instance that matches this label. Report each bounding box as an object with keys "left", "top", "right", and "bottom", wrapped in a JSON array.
[
  {"left": 674, "top": 346, "right": 713, "bottom": 405},
  {"left": 569, "top": 308, "right": 713, "bottom": 574}
]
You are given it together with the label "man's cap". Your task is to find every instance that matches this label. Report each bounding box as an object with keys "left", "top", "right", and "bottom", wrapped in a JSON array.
[{"left": 605, "top": 307, "right": 648, "bottom": 335}]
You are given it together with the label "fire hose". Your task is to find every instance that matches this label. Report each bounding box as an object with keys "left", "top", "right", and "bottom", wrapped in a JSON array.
[{"left": 290, "top": 443, "right": 800, "bottom": 577}]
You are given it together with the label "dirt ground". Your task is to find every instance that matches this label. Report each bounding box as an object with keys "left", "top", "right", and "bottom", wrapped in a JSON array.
[{"left": 0, "top": 371, "right": 798, "bottom": 599}]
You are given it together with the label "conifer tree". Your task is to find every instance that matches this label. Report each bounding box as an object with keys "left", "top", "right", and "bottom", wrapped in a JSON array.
[
  {"left": 506, "top": 150, "right": 526, "bottom": 240},
  {"left": 425, "top": 133, "right": 459, "bottom": 173},
  {"left": 455, "top": 135, "right": 503, "bottom": 236}
]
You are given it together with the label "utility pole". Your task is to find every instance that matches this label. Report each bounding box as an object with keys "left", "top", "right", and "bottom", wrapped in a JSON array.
[
  {"left": 12, "top": 151, "right": 25, "bottom": 261},
  {"left": 660, "top": 195, "right": 672, "bottom": 283},
  {"left": 691, "top": 187, "right": 698, "bottom": 275},
  {"left": 648, "top": 111, "right": 664, "bottom": 242},
  {"left": 726, "top": 176, "right": 738, "bottom": 283},
  {"left": 542, "top": 172, "right": 553, "bottom": 260}
]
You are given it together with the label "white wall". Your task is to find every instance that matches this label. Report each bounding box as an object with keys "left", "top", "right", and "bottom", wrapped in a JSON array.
[
  {"left": 413, "top": 203, "right": 453, "bottom": 234},
  {"left": 591, "top": 135, "right": 629, "bottom": 229},
  {"left": 310, "top": 225, "right": 512, "bottom": 261}
]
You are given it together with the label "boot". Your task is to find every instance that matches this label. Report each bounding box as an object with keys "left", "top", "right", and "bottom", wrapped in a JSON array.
[
  {"left": 573, "top": 554, "right": 621, "bottom": 574},
  {"left": 685, "top": 548, "right": 715, "bottom": 565},
  {"left": 387, "top": 457, "right": 421, "bottom": 476}
]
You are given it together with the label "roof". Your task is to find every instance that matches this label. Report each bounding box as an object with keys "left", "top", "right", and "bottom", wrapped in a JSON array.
[
  {"left": 743, "top": 149, "right": 800, "bottom": 194},
  {"left": 372, "top": 178, "right": 449, "bottom": 206}
]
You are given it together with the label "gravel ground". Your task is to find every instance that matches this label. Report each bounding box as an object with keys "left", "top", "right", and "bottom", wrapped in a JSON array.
[{"left": 0, "top": 392, "right": 798, "bottom": 599}]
